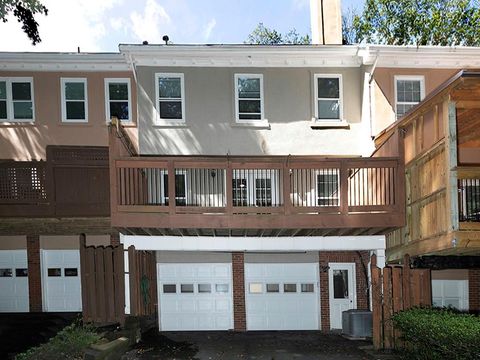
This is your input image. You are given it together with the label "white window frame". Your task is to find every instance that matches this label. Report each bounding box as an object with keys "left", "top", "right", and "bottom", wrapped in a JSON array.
[
  {"left": 316, "top": 169, "right": 340, "bottom": 207},
  {"left": 234, "top": 73, "right": 266, "bottom": 125},
  {"left": 104, "top": 78, "right": 132, "bottom": 123},
  {"left": 313, "top": 74, "right": 343, "bottom": 122},
  {"left": 394, "top": 75, "right": 425, "bottom": 119},
  {"left": 155, "top": 72, "right": 185, "bottom": 124},
  {"left": 0, "top": 77, "right": 35, "bottom": 122},
  {"left": 232, "top": 170, "right": 279, "bottom": 207},
  {"left": 160, "top": 170, "right": 188, "bottom": 206},
  {"left": 60, "top": 78, "right": 88, "bottom": 123}
]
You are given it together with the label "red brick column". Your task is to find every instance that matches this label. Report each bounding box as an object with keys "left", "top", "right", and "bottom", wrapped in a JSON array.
[
  {"left": 27, "top": 235, "right": 42, "bottom": 312},
  {"left": 469, "top": 269, "right": 480, "bottom": 311},
  {"left": 319, "top": 251, "right": 370, "bottom": 332},
  {"left": 110, "top": 232, "right": 120, "bottom": 247},
  {"left": 232, "top": 252, "right": 246, "bottom": 331}
]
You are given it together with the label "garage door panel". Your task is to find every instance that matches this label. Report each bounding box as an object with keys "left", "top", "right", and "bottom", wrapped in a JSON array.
[
  {"left": 0, "top": 250, "right": 29, "bottom": 313},
  {"left": 432, "top": 279, "right": 468, "bottom": 310}
]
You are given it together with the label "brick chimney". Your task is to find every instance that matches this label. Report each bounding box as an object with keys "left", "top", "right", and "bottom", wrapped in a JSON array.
[{"left": 310, "top": 0, "right": 342, "bottom": 45}]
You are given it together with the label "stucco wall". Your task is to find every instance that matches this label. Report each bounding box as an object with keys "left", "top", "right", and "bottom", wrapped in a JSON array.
[
  {"left": 0, "top": 71, "right": 138, "bottom": 160},
  {"left": 137, "top": 66, "right": 373, "bottom": 156}
]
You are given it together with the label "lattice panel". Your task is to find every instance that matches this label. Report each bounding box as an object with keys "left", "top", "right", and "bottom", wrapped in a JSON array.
[
  {"left": 50, "top": 146, "right": 109, "bottom": 163},
  {"left": 0, "top": 164, "right": 47, "bottom": 201}
]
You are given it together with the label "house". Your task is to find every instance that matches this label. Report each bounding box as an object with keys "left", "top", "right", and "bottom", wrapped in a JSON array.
[{"left": 0, "top": 52, "right": 137, "bottom": 313}]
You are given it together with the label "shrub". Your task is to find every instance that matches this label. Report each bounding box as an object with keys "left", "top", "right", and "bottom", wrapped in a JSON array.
[
  {"left": 16, "top": 321, "right": 101, "bottom": 360},
  {"left": 392, "top": 307, "right": 480, "bottom": 360}
]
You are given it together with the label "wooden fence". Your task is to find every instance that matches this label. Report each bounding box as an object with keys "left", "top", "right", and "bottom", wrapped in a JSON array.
[
  {"left": 371, "top": 254, "right": 432, "bottom": 350},
  {"left": 80, "top": 236, "right": 157, "bottom": 326}
]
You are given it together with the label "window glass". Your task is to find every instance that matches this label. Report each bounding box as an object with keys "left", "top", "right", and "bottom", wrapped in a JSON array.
[
  {"left": 301, "top": 283, "right": 314, "bottom": 293},
  {"left": 316, "top": 76, "right": 341, "bottom": 120},
  {"left": 396, "top": 78, "right": 423, "bottom": 119},
  {"left": 48, "top": 268, "right": 61, "bottom": 277},
  {"left": 65, "top": 268, "right": 78, "bottom": 277},
  {"left": 163, "top": 284, "right": 176, "bottom": 293},
  {"left": 198, "top": 284, "right": 211, "bottom": 293},
  {"left": 317, "top": 171, "right": 340, "bottom": 206},
  {"left": 215, "top": 284, "right": 229, "bottom": 293},
  {"left": 15, "top": 268, "right": 28, "bottom": 277},
  {"left": 62, "top": 79, "right": 87, "bottom": 121},
  {"left": 181, "top": 284, "right": 194, "bottom": 293},
  {"left": 0, "top": 268, "right": 12, "bottom": 277},
  {"left": 249, "top": 283, "right": 263, "bottom": 294},
  {"left": 284, "top": 283, "right": 297, "bottom": 293},
  {"left": 236, "top": 75, "right": 263, "bottom": 120},
  {"left": 333, "top": 269, "right": 349, "bottom": 299},
  {"left": 107, "top": 81, "right": 130, "bottom": 121},
  {"left": 157, "top": 75, "right": 183, "bottom": 120},
  {"left": 163, "top": 173, "right": 187, "bottom": 206},
  {"left": 232, "top": 178, "right": 248, "bottom": 206},
  {"left": 0, "top": 81, "right": 6, "bottom": 119},
  {"left": 12, "top": 82, "right": 32, "bottom": 100},
  {"left": 266, "top": 283, "right": 279, "bottom": 293},
  {"left": 255, "top": 178, "right": 272, "bottom": 206}
]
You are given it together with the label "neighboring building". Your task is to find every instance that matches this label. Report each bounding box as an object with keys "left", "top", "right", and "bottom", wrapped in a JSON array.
[{"left": 0, "top": 52, "right": 137, "bottom": 313}]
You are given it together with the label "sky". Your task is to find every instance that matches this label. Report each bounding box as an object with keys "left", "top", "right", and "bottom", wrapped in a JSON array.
[{"left": 0, "top": 0, "right": 365, "bottom": 52}]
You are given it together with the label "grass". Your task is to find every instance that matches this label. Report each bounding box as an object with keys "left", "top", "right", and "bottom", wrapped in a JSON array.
[{"left": 16, "top": 320, "right": 101, "bottom": 360}]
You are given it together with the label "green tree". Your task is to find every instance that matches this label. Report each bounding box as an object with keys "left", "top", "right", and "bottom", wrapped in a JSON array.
[
  {"left": 353, "top": 0, "right": 480, "bottom": 46},
  {"left": 1, "top": 0, "right": 48, "bottom": 45},
  {"left": 245, "top": 23, "right": 310, "bottom": 45}
]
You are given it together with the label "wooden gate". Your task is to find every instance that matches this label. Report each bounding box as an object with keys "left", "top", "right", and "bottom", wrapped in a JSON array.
[{"left": 371, "top": 254, "right": 432, "bottom": 350}]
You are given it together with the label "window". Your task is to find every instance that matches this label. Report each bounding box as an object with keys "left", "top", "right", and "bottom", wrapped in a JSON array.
[
  {"left": 232, "top": 178, "right": 248, "bottom": 206},
  {"left": 0, "top": 77, "right": 34, "bottom": 122},
  {"left": 215, "top": 284, "right": 229, "bottom": 293},
  {"left": 163, "top": 284, "right": 176, "bottom": 293},
  {"left": 163, "top": 172, "right": 187, "bottom": 206},
  {"left": 155, "top": 73, "right": 185, "bottom": 123},
  {"left": 181, "top": 284, "right": 194, "bottom": 293},
  {"left": 333, "top": 270, "right": 349, "bottom": 299},
  {"left": 266, "top": 283, "right": 279, "bottom": 293},
  {"left": 255, "top": 178, "right": 272, "bottom": 206},
  {"left": 395, "top": 76, "right": 425, "bottom": 119},
  {"left": 198, "top": 284, "right": 211, "bottom": 293},
  {"left": 48, "top": 268, "right": 61, "bottom": 277},
  {"left": 301, "top": 283, "right": 314, "bottom": 293},
  {"left": 317, "top": 170, "right": 340, "bottom": 206},
  {"left": 234, "top": 74, "right": 264, "bottom": 122},
  {"left": 64, "top": 268, "right": 78, "bottom": 277},
  {"left": 61, "top": 78, "right": 88, "bottom": 122},
  {"left": 284, "top": 283, "right": 297, "bottom": 293},
  {"left": 249, "top": 283, "right": 263, "bottom": 293},
  {"left": 314, "top": 74, "right": 342, "bottom": 121},
  {"left": 105, "top": 78, "right": 131, "bottom": 123},
  {"left": 0, "top": 268, "right": 12, "bottom": 277},
  {"left": 15, "top": 268, "right": 28, "bottom": 277},
  {"left": 232, "top": 170, "right": 280, "bottom": 207}
]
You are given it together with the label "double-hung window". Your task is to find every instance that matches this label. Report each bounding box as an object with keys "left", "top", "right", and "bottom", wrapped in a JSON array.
[
  {"left": 155, "top": 73, "right": 185, "bottom": 123},
  {"left": 234, "top": 74, "right": 265, "bottom": 123},
  {"left": 105, "top": 78, "right": 131, "bottom": 123},
  {"left": 61, "top": 78, "right": 88, "bottom": 122},
  {"left": 395, "top": 75, "right": 425, "bottom": 119},
  {"left": 316, "top": 170, "right": 340, "bottom": 206},
  {"left": 314, "top": 74, "right": 343, "bottom": 121},
  {"left": 0, "top": 77, "right": 34, "bottom": 122}
]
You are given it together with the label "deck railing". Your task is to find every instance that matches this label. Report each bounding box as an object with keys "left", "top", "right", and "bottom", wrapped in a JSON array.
[{"left": 458, "top": 176, "right": 480, "bottom": 222}]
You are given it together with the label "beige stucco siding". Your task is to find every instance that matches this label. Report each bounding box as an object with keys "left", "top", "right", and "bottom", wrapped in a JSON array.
[
  {"left": 0, "top": 71, "right": 138, "bottom": 160},
  {"left": 137, "top": 66, "right": 373, "bottom": 156}
]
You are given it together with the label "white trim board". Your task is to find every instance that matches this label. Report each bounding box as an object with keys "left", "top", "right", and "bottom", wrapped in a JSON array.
[{"left": 120, "top": 235, "right": 385, "bottom": 252}]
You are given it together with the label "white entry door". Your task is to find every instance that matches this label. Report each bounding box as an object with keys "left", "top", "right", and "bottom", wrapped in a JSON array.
[
  {"left": 41, "top": 250, "right": 82, "bottom": 312},
  {"left": 329, "top": 263, "right": 356, "bottom": 329},
  {"left": 157, "top": 263, "right": 233, "bottom": 331},
  {"left": 0, "top": 250, "right": 29, "bottom": 312},
  {"left": 245, "top": 263, "right": 320, "bottom": 330}
]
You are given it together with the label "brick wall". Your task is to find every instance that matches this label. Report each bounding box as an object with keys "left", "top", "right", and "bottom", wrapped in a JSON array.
[
  {"left": 27, "top": 235, "right": 42, "bottom": 312},
  {"left": 319, "top": 251, "right": 370, "bottom": 332},
  {"left": 232, "top": 252, "right": 246, "bottom": 331},
  {"left": 469, "top": 269, "right": 480, "bottom": 311}
]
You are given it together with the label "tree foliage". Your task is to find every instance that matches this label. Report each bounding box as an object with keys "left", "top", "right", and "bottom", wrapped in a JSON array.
[
  {"left": 245, "top": 23, "right": 310, "bottom": 45},
  {"left": 0, "top": 0, "right": 48, "bottom": 45},
  {"left": 353, "top": 0, "right": 480, "bottom": 46}
]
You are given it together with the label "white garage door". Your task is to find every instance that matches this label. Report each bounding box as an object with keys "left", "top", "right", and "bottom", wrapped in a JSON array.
[
  {"left": 0, "top": 250, "right": 29, "bottom": 312},
  {"left": 432, "top": 279, "right": 469, "bottom": 310},
  {"left": 245, "top": 263, "right": 320, "bottom": 330},
  {"left": 158, "top": 263, "right": 233, "bottom": 331},
  {"left": 41, "top": 250, "right": 82, "bottom": 312}
]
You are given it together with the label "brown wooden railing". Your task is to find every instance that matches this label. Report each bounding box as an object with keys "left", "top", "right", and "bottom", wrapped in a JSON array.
[
  {"left": 111, "top": 155, "right": 405, "bottom": 230},
  {"left": 458, "top": 167, "right": 480, "bottom": 222},
  {"left": 0, "top": 146, "right": 110, "bottom": 218}
]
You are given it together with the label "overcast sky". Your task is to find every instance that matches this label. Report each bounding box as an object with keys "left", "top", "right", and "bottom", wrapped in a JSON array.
[{"left": 0, "top": 0, "right": 365, "bottom": 52}]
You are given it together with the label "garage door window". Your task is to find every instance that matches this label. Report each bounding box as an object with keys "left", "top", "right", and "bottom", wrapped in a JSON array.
[
  {"left": 301, "top": 283, "right": 314, "bottom": 293},
  {"left": 266, "top": 283, "right": 279, "bottom": 293},
  {"left": 48, "top": 268, "right": 61, "bottom": 277},
  {"left": 284, "top": 284, "right": 297, "bottom": 293},
  {"left": 249, "top": 283, "right": 263, "bottom": 293},
  {"left": 15, "top": 268, "right": 28, "bottom": 277},
  {"left": 215, "top": 284, "right": 229, "bottom": 293},
  {"left": 65, "top": 268, "right": 78, "bottom": 277},
  {"left": 198, "top": 284, "right": 211, "bottom": 293},
  {"left": 163, "top": 284, "right": 176, "bottom": 293},
  {"left": 0, "top": 268, "right": 12, "bottom": 277},
  {"left": 181, "top": 284, "right": 194, "bottom": 293}
]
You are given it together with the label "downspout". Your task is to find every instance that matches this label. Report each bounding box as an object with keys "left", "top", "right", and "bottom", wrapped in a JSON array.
[{"left": 368, "top": 53, "right": 379, "bottom": 140}]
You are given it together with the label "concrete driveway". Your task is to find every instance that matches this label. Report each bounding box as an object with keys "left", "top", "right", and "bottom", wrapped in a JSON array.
[{"left": 124, "top": 330, "right": 374, "bottom": 360}]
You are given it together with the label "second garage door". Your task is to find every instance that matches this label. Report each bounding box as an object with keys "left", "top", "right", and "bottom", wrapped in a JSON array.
[
  {"left": 245, "top": 263, "right": 320, "bottom": 330},
  {"left": 158, "top": 263, "right": 233, "bottom": 331}
]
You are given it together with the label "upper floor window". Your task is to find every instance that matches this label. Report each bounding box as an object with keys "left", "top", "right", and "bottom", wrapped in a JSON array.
[
  {"left": 61, "top": 78, "right": 88, "bottom": 122},
  {"left": 314, "top": 74, "right": 343, "bottom": 121},
  {"left": 0, "top": 77, "right": 34, "bottom": 122},
  {"left": 105, "top": 78, "right": 131, "bottom": 123},
  {"left": 395, "top": 75, "right": 425, "bottom": 119},
  {"left": 234, "top": 74, "right": 265, "bottom": 123},
  {"left": 155, "top": 73, "right": 185, "bottom": 123}
]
